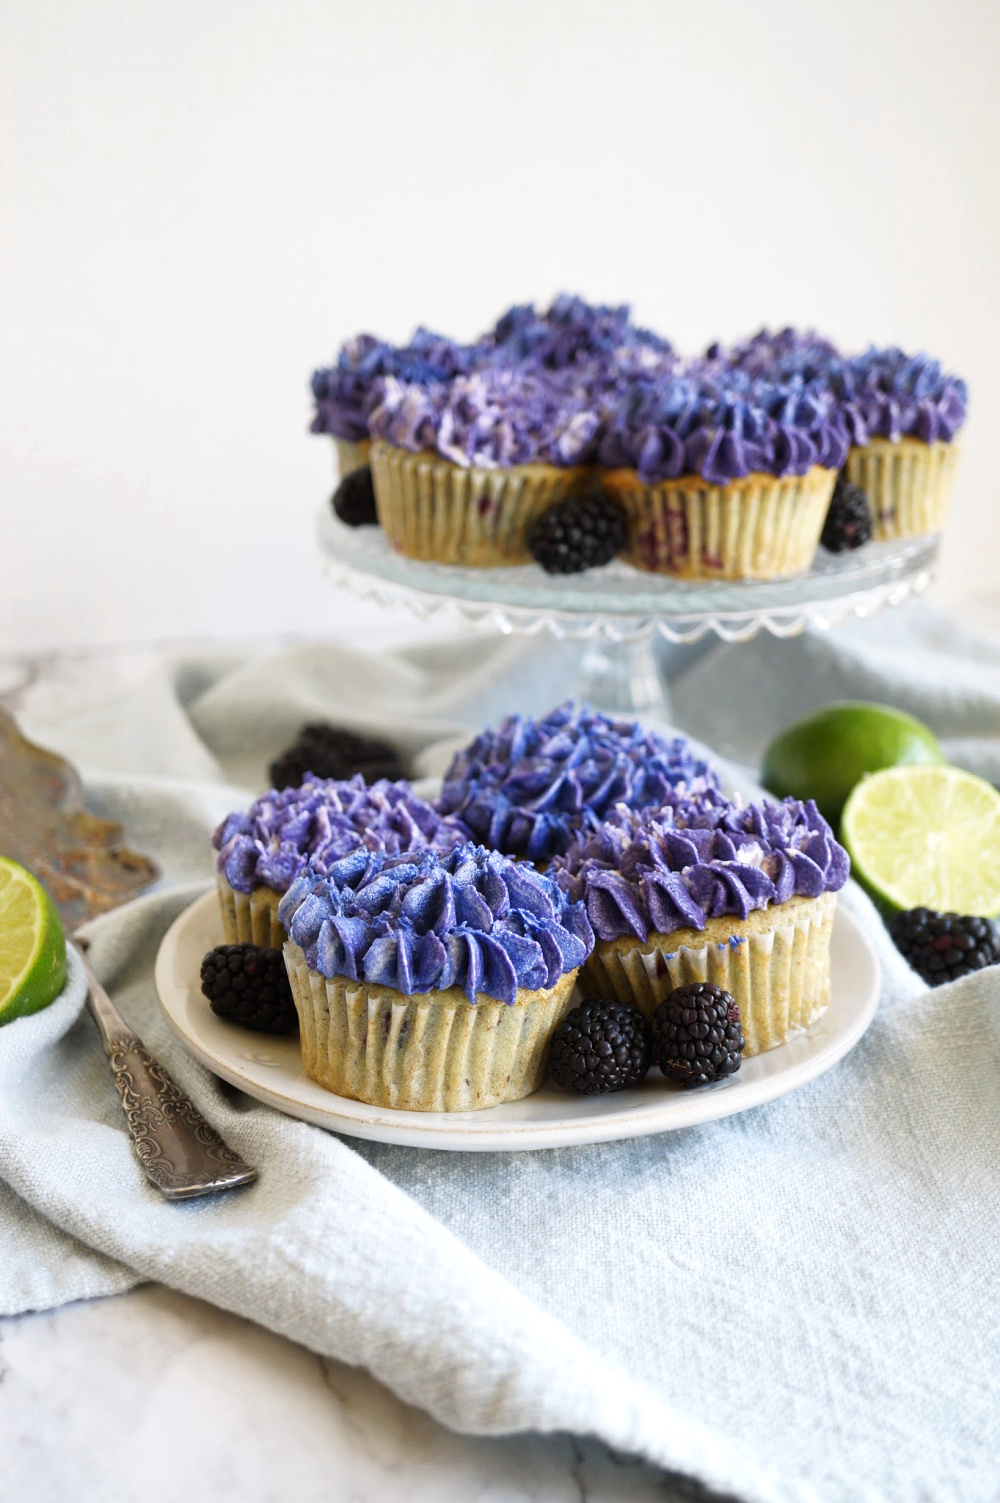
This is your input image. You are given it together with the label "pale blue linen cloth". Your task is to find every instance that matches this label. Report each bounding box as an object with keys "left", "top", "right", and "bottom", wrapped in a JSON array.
[{"left": 2, "top": 602, "right": 999, "bottom": 1503}]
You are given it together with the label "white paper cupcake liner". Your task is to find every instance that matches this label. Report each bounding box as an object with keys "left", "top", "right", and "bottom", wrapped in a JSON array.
[
  {"left": 284, "top": 941, "right": 578, "bottom": 1111},
  {"left": 582, "top": 892, "right": 837, "bottom": 1057},
  {"left": 844, "top": 437, "right": 959, "bottom": 541},
  {"left": 370, "top": 441, "right": 590, "bottom": 566},
  {"left": 602, "top": 465, "right": 835, "bottom": 580},
  {"left": 216, "top": 874, "right": 286, "bottom": 950},
  {"left": 334, "top": 438, "right": 371, "bottom": 479}
]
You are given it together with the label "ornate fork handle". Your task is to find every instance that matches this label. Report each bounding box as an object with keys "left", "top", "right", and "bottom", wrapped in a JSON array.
[{"left": 75, "top": 942, "right": 257, "bottom": 1201}]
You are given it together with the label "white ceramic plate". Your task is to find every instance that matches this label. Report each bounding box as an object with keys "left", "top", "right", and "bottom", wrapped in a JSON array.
[{"left": 155, "top": 890, "right": 880, "bottom": 1152}]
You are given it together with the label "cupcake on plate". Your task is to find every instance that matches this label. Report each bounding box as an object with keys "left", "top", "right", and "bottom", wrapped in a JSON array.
[
  {"left": 435, "top": 701, "right": 720, "bottom": 865},
  {"left": 551, "top": 793, "right": 849, "bottom": 1056},
  {"left": 828, "top": 348, "right": 967, "bottom": 541},
  {"left": 212, "top": 775, "right": 469, "bottom": 949},
  {"left": 596, "top": 363, "right": 846, "bottom": 580},
  {"left": 279, "top": 843, "right": 594, "bottom": 1112}
]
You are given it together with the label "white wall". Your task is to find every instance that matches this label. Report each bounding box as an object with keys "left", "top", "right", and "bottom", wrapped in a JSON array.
[{"left": 3, "top": 0, "right": 998, "bottom": 655}]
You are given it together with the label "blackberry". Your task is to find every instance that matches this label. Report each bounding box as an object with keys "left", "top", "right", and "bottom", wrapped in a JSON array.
[
  {"left": 652, "top": 983, "right": 743, "bottom": 1088},
  {"left": 888, "top": 908, "right": 1000, "bottom": 986},
  {"left": 331, "top": 465, "right": 378, "bottom": 527},
  {"left": 269, "top": 723, "right": 407, "bottom": 790},
  {"left": 528, "top": 490, "right": 627, "bottom": 575},
  {"left": 820, "top": 474, "right": 873, "bottom": 553},
  {"left": 548, "top": 997, "right": 652, "bottom": 1094},
  {"left": 200, "top": 944, "right": 298, "bottom": 1033}
]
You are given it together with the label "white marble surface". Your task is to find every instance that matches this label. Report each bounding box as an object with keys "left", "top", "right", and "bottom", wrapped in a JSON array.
[{"left": 0, "top": 1287, "right": 701, "bottom": 1503}]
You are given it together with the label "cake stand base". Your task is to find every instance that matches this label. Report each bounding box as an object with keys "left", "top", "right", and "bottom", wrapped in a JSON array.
[{"left": 576, "top": 636, "right": 672, "bottom": 721}]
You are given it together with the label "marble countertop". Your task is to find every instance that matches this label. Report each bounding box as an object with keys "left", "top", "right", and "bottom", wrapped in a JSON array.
[{"left": 0, "top": 1287, "right": 696, "bottom": 1503}]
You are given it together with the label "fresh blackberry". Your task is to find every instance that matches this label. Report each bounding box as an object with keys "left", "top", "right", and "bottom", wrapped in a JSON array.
[
  {"left": 331, "top": 465, "right": 378, "bottom": 527},
  {"left": 200, "top": 944, "right": 298, "bottom": 1033},
  {"left": 548, "top": 997, "right": 652, "bottom": 1094},
  {"left": 269, "top": 723, "right": 407, "bottom": 790},
  {"left": 652, "top": 983, "right": 743, "bottom": 1088},
  {"left": 888, "top": 908, "right": 1000, "bottom": 986},
  {"left": 528, "top": 490, "right": 627, "bottom": 575},
  {"left": 820, "top": 474, "right": 873, "bottom": 553}
]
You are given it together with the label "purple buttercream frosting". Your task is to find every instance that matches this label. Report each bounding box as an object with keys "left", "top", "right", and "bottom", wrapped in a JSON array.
[
  {"left": 435, "top": 702, "right": 721, "bottom": 864},
  {"left": 551, "top": 794, "right": 850, "bottom": 943},
  {"left": 826, "top": 347, "right": 968, "bottom": 446},
  {"left": 311, "top": 329, "right": 479, "bottom": 442},
  {"left": 213, "top": 776, "right": 469, "bottom": 896},
  {"left": 278, "top": 843, "right": 594, "bottom": 1006}
]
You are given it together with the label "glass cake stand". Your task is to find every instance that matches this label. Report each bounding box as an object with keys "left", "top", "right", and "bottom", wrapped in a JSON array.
[{"left": 317, "top": 509, "right": 937, "bottom": 719}]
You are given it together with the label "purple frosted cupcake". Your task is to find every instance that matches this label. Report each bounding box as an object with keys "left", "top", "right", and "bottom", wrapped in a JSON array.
[
  {"left": 212, "top": 775, "right": 470, "bottom": 948},
  {"left": 435, "top": 702, "right": 720, "bottom": 865},
  {"left": 279, "top": 844, "right": 593, "bottom": 1111},
  {"left": 828, "top": 348, "right": 967, "bottom": 540},
  {"left": 552, "top": 794, "right": 849, "bottom": 1056}
]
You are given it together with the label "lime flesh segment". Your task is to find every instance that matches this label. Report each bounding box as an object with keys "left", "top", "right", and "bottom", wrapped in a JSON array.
[
  {"left": 0, "top": 857, "right": 67, "bottom": 1023},
  {"left": 842, "top": 765, "right": 1000, "bottom": 916}
]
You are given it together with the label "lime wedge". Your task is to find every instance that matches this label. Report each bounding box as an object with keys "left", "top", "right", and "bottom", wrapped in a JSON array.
[
  {"left": 842, "top": 765, "right": 1000, "bottom": 916},
  {"left": 0, "top": 857, "right": 67, "bottom": 1023}
]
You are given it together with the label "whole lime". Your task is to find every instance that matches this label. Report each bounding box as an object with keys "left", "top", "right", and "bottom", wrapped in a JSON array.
[{"left": 761, "top": 702, "right": 943, "bottom": 827}]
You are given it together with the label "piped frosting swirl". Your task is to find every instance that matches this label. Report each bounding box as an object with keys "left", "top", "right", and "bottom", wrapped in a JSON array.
[
  {"left": 278, "top": 843, "right": 594, "bottom": 1005},
  {"left": 435, "top": 702, "right": 720, "bottom": 864},
  {"left": 551, "top": 794, "right": 849, "bottom": 942},
  {"left": 213, "top": 776, "right": 469, "bottom": 895}
]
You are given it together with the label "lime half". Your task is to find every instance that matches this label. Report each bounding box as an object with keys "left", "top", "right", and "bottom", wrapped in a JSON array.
[
  {"left": 0, "top": 857, "right": 67, "bottom": 1024},
  {"left": 842, "top": 765, "right": 1000, "bottom": 916}
]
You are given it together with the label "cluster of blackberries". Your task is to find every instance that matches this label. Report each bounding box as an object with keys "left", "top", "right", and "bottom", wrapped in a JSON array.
[
  {"left": 820, "top": 474, "right": 873, "bottom": 553},
  {"left": 548, "top": 982, "right": 744, "bottom": 1096},
  {"left": 331, "top": 465, "right": 378, "bottom": 527},
  {"left": 889, "top": 908, "right": 1000, "bottom": 987},
  {"left": 528, "top": 490, "right": 628, "bottom": 574},
  {"left": 200, "top": 944, "right": 299, "bottom": 1034},
  {"left": 269, "top": 722, "right": 406, "bottom": 791}
]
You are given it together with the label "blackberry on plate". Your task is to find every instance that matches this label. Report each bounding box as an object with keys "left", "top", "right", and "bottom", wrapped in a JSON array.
[
  {"left": 653, "top": 983, "right": 743, "bottom": 1088},
  {"left": 888, "top": 908, "right": 1000, "bottom": 986},
  {"left": 269, "top": 723, "right": 407, "bottom": 790},
  {"left": 820, "top": 474, "right": 873, "bottom": 553},
  {"left": 548, "top": 997, "right": 652, "bottom": 1095},
  {"left": 528, "top": 490, "right": 628, "bottom": 575},
  {"left": 200, "top": 944, "right": 299, "bottom": 1033},
  {"left": 331, "top": 465, "right": 378, "bottom": 527}
]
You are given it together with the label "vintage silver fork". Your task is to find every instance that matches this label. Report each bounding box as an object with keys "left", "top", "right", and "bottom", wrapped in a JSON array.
[{"left": 74, "top": 939, "right": 257, "bottom": 1201}]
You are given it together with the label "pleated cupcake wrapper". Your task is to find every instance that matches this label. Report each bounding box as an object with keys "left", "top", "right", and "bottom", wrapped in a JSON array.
[
  {"left": 602, "top": 465, "right": 835, "bottom": 580},
  {"left": 216, "top": 875, "right": 286, "bottom": 950},
  {"left": 845, "top": 437, "right": 958, "bottom": 542},
  {"left": 582, "top": 892, "right": 837, "bottom": 1058},
  {"left": 334, "top": 437, "right": 371, "bottom": 479},
  {"left": 285, "top": 942, "right": 578, "bottom": 1112},
  {"left": 370, "top": 441, "right": 590, "bottom": 566}
]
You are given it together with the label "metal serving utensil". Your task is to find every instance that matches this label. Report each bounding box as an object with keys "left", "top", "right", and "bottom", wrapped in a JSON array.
[{"left": 74, "top": 937, "right": 258, "bottom": 1201}]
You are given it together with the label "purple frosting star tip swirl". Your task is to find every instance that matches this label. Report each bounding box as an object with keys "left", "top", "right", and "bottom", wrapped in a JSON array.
[
  {"left": 278, "top": 843, "right": 594, "bottom": 1006},
  {"left": 435, "top": 701, "right": 721, "bottom": 865},
  {"left": 213, "top": 775, "right": 470, "bottom": 895},
  {"left": 551, "top": 794, "right": 849, "bottom": 943}
]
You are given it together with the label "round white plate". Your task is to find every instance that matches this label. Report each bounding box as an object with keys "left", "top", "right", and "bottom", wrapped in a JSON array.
[{"left": 155, "top": 890, "right": 880, "bottom": 1152}]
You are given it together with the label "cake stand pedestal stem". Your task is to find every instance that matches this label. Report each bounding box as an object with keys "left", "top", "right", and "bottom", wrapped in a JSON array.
[{"left": 575, "top": 635, "right": 672, "bottom": 723}]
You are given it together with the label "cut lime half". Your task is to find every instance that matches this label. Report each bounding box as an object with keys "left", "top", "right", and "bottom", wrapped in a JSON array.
[
  {"left": 0, "top": 857, "right": 67, "bottom": 1024},
  {"left": 842, "top": 765, "right": 1000, "bottom": 916}
]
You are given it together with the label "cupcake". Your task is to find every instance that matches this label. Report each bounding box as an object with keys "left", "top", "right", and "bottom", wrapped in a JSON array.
[
  {"left": 279, "top": 844, "right": 594, "bottom": 1112},
  {"left": 829, "top": 349, "right": 967, "bottom": 541},
  {"left": 597, "top": 364, "right": 845, "bottom": 580},
  {"left": 435, "top": 701, "right": 720, "bottom": 865},
  {"left": 212, "top": 775, "right": 469, "bottom": 948},
  {"left": 551, "top": 793, "right": 849, "bottom": 1056},
  {"left": 311, "top": 328, "right": 478, "bottom": 480},
  {"left": 366, "top": 366, "right": 601, "bottom": 566}
]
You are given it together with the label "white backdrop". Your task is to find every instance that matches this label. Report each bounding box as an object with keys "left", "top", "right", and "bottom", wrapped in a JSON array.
[{"left": 3, "top": 0, "right": 998, "bottom": 655}]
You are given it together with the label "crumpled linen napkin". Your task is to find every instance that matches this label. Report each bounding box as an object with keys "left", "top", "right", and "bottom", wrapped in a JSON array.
[{"left": 3, "top": 601, "right": 1000, "bottom": 1503}]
